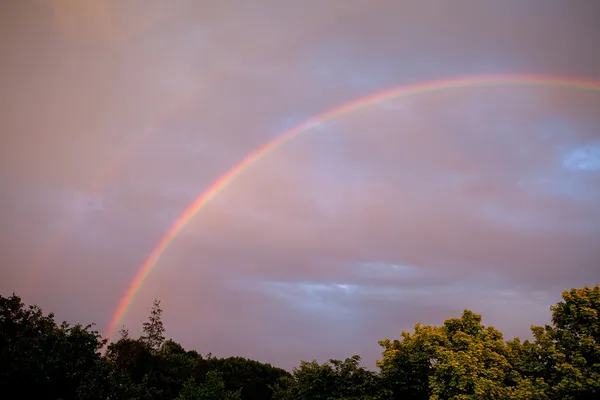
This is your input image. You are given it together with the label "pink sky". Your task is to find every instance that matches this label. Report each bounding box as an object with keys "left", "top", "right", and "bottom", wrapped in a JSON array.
[{"left": 1, "top": 0, "right": 599, "bottom": 370}]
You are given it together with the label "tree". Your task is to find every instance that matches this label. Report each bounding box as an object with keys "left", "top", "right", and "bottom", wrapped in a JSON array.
[
  {"left": 119, "top": 325, "right": 130, "bottom": 339},
  {"left": 509, "top": 285, "right": 600, "bottom": 399},
  {"left": 378, "top": 310, "right": 541, "bottom": 399},
  {"left": 141, "top": 298, "right": 165, "bottom": 352},
  {"left": 550, "top": 285, "right": 600, "bottom": 398},
  {"left": 378, "top": 324, "right": 443, "bottom": 399},
  {"left": 177, "top": 371, "right": 241, "bottom": 400},
  {"left": 208, "top": 356, "right": 290, "bottom": 399},
  {"left": 505, "top": 335, "right": 552, "bottom": 399},
  {"left": 0, "top": 293, "right": 121, "bottom": 399},
  {"left": 273, "top": 355, "right": 390, "bottom": 400},
  {"left": 105, "top": 335, "right": 155, "bottom": 384},
  {"left": 428, "top": 310, "right": 518, "bottom": 399}
]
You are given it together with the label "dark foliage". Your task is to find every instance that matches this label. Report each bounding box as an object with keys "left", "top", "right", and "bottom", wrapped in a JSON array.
[{"left": 1, "top": 284, "right": 598, "bottom": 399}]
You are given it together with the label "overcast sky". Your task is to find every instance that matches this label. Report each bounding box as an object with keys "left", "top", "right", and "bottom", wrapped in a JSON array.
[{"left": 1, "top": 0, "right": 599, "bottom": 370}]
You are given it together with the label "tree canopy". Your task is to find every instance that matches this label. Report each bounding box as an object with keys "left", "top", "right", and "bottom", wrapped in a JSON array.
[{"left": 1, "top": 284, "right": 598, "bottom": 399}]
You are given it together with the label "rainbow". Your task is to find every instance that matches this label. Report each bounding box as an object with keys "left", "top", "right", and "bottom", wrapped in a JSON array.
[{"left": 104, "top": 73, "right": 600, "bottom": 340}]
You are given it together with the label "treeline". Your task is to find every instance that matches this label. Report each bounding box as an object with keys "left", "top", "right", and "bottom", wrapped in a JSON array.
[{"left": 1, "top": 285, "right": 598, "bottom": 399}]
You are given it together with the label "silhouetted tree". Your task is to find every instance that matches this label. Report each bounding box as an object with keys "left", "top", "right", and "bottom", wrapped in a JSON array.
[
  {"left": 141, "top": 298, "right": 165, "bottom": 352},
  {"left": 272, "top": 355, "right": 390, "bottom": 400}
]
